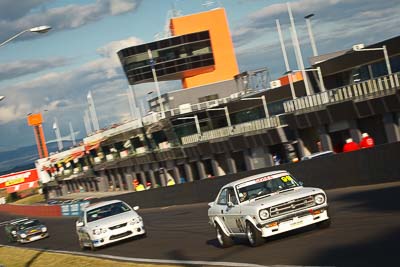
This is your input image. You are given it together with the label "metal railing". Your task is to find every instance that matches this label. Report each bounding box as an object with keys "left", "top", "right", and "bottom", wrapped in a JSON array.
[
  {"left": 181, "top": 116, "right": 283, "bottom": 145},
  {"left": 283, "top": 72, "right": 400, "bottom": 114}
]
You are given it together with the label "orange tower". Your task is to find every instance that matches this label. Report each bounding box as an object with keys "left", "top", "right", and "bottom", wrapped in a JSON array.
[
  {"left": 27, "top": 113, "right": 49, "bottom": 159},
  {"left": 170, "top": 8, "right": 239, "bottom": 88}
]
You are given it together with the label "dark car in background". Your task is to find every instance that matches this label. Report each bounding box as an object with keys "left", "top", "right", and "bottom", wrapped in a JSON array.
[{"left": 4, "top": 217, "right": 49, "bottom": 243}]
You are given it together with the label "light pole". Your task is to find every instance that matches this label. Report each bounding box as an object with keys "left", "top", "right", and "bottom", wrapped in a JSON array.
[
  {"left": 241, "top": 95, "right": 269, "bottom": 118},
  {"left": 289, "top": 67, "right": 326, "bottom": 93},
  {"left": 206, "top": 107, "right": 232, "bottom": 127},
  {"left": 147, "top": 49, "right": 165, "bottom": 118},
  {"left": 352, "top": 44, "right": 392, "bottom": 76},
  {"left": 276, "top": 19, "right": 296, "bottom": 99},
  {"left": 177, "top": 115, "right": 201, "bottom": 136},
  {"left": 304, "top": 14, "right": 318, "bottom": 57},
  {"left": 0, "top": 25, "right": 52, "bottom": 47}
]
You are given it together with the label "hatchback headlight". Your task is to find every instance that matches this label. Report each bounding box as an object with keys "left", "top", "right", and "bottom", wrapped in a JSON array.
[
  {"left": 259, "top": 209, "right": 270, "bottom": 220},
  {"left": 20, "top": 233, "right": 27, "bottom": 238},
  {"left": 92, "top": 228, "right": 107, "bottom": 235},
  {"left": 314, "top": 194, "right": 325, "bottom": 205}
]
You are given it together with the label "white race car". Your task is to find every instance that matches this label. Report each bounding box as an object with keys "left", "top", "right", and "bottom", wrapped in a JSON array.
[
  {"left": 76, "top": 200, "right": 146, "bottom": 250},
  {"left": 208, "top": 170, "right": 330, "bottom": 247}
]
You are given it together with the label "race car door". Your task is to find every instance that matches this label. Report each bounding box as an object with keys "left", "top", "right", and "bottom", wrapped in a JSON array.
[{"left": 223, "top": 187, "right": 244, "bottom": 234}]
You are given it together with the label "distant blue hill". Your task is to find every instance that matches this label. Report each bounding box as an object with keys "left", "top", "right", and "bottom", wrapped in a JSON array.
[{"left": 0, "top": 141, "right": 76, "bottom": 176}]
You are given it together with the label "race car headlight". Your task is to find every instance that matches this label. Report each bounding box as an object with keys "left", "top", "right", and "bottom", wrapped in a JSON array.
[
  {"left": 259, "top": 209, "right": 270, "bottom": 220},
  {"left": 314, "top": 194, "right": 325, "bottom": 205},
  {"left": 20, "top": 233, "right": 27, "bottom": 238}
]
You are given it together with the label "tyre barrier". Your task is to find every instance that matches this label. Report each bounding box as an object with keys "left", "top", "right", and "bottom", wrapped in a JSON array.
[{"left": 61, "top": 201, "right": 90, "bottom": 216}]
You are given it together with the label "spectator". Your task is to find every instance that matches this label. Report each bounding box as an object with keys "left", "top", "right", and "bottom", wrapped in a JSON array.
[
  {"left": 135, "top": 183, "right": 145, "bottom": 191},
  {"left": 343, "top": 138, "right": 360, "bottom": 152},
  {"left": 167, "top": 177, "right": 176, "bottom": 186},
  {"left": 360, "top": 133, "right": 375, "bottom": 149},
  {"left": 145, "top": 182, "right": 152, "bottom": 190},
  {"left": 273, "top": 154, "right": 281, "bottom": 165}
]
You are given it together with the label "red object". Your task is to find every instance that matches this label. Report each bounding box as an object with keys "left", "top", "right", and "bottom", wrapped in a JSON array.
[
  {"left": 343, "top": 141, "right": 360, "bottom": 152},
  {"left": 6, "top": 181, "right": 39, "bottom": 193},
  {"left": 0, "top": 204, "right": 61, "bottom": 217},
  {"left": 360, "top": 136, "right": 375, "bottom": 148},
  {"left": 0, "top": 169, "right": 39, "bottom": 190}
]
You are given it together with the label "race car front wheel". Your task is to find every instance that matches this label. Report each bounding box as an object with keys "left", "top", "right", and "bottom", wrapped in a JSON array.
[
  {"left": 246, "top": 222, "right": 264, "bottom": 247},
  {"left": 216, "top": 224, "right": 234, "bottom": 248}
]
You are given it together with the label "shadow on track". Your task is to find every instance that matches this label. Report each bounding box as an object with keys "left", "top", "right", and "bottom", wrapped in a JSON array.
[
  {"left": 330, "top": 184, "right": 400, "bottom": 213},
  {"left": 305, "top": 227, "right": 400, "bottom": 267}
]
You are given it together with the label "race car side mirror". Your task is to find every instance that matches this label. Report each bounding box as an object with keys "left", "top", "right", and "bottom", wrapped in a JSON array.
[
  {"left": 299, "top": 181, "right": 304, "bottom": 186},
  {"left": 76, "top": 221, "right": 84, "bottom": 227},
  {"left": 11, "top": 230, "right": 16, "bottom": 235},
  {"left": 133, "top": 206, "right": 139, "bottom": 211}
]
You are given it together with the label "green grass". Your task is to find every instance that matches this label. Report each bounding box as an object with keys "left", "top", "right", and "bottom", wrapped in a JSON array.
[
  {"left": 0, "top": 246, "right": 181, "bottom": 267},
  {"left": 13, "top": 194, "right": 45, "bottom": 205}
]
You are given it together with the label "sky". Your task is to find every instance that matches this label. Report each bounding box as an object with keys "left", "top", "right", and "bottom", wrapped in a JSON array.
[{"left": 0, "top": 0, "right": 399, "bottom": 156}]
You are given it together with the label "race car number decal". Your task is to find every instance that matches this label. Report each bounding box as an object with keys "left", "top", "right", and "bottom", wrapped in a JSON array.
[
  {"left": 280, "top": 175, "right": 293, "bottom": 183},
  {"left": 235, "top": 218, "right": 245, "bottom": 232}
]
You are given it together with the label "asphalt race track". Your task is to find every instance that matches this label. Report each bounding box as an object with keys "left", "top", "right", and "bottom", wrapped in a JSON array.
[{"left": 1, "top": 181, "right": 400, "bottom": 267}]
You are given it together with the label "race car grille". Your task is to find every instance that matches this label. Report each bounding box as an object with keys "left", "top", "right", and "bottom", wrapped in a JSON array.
[
  {"left": 270, "top": 196, "right": 315, "bottom": 217},
  {"left": 109, "top": 222, "right": 127, "bottom": 230},
  {"left": 27, "top": 229, "right": 42, "bottom": 237},
  {"left": 109, "top": 231, "right": 132, "bottom": 240}
]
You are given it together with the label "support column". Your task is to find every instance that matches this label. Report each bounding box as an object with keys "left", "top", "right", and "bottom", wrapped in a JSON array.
[
  {"left": 211, "top": 159, "right": 225, "bottom": 177},
  {"left": 61, "top": 183, "right": 68, "bottom": 195},
  {"left": 172, "top": 166, "right": 181, "bottom": 184},
  {"left": 264, "top": 146, "right": 274, "bottom": 167},
  {"left": 115, "top": 169, "right": 125, "bottom": 191},
  {"left": 139, "top": 170, "right": 147, "bottom": 187},
  {"left": 148, "top": 169, "right": 157, "bottom": 188},
  {"left": 349, "top": 120, "right": 362, "bottom": 143},
  {"left": 184, "top": 163, "right": 194, "bottom": 182},
  {"left": 92, "top": 178, "right": 100, "bottom": 192},
  {"left": 196, "top": 161, "right": 207, "bottom": 179},
  {"left": 383, "top": 113, "right": 400, "bottom": 143},
  {"left": 66, "top": 181, "right": 72, "bottom": 193},
  {"left": 318, "top": 126, "right": 333, "bottom": 151},
  {"left": 97, "top": 170, "right": 109, "bottom": 192},
  {"left": 243, "top": 149, "right": 255, "bottom": 171},
  {"left": 125, "top": 167, "right": 134, "bottom": 191},
  {"left": 109, "top": 170, "right": 117, "bottom": 191},
  {"left": 226, "top": 154, "right": 237, "bottom": 174}
]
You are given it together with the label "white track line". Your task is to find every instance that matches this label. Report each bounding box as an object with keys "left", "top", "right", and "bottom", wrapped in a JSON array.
[{"left": 0, "top": 245, "right": 333, "bottom": 267}]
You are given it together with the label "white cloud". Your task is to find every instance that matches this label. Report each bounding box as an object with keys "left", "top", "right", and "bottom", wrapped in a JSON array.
[
  {"left": 96, "top": 36, "right": 144, "bottom": 65},
  {"left": 109, "top": 0, "right": 140, "bottom": 15},
  {"left": 0, "top": 0, "right": 142, "bottom": 43},
  {"left": 0, "top": 58, "right": 71, "bottom": 81}
]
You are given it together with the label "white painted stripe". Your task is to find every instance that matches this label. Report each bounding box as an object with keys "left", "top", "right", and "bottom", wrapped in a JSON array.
[{"left": 0, "top": 245, "right": 332, "bottom": 267}]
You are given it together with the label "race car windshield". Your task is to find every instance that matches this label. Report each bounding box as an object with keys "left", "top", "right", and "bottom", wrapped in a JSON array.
[
  {"left": 236, "top": 173, "right": 299, "bottom": 202},
  {"left": 19, "top": 220, "right": 41, "bottom": 230},
  {"left": 87, "top": 202, "right": 132, "bottom": 222}
]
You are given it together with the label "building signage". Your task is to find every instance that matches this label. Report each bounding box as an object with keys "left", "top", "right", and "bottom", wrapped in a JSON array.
[{"left": 0, "top": 169, "right": 39, "bottom": 189}]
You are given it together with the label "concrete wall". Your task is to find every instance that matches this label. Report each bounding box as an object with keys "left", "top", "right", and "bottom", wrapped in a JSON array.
[
  {"left": 102, "top": 141, "right": 400, "bottom": 209},
  {"left": 0, "top": 204, "right": 61, "bottom": 217}
]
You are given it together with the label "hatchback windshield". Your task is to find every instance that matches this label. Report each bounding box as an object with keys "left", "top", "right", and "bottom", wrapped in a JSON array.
[
  {"left": 236, "top": 172, "right": 299, "bottom": 202},
  {"left": 18, "top": 220, "right": 41, "bottom": 230},
  {"left": 86, "top": 202, "right": 131, "bottom": 222}
]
